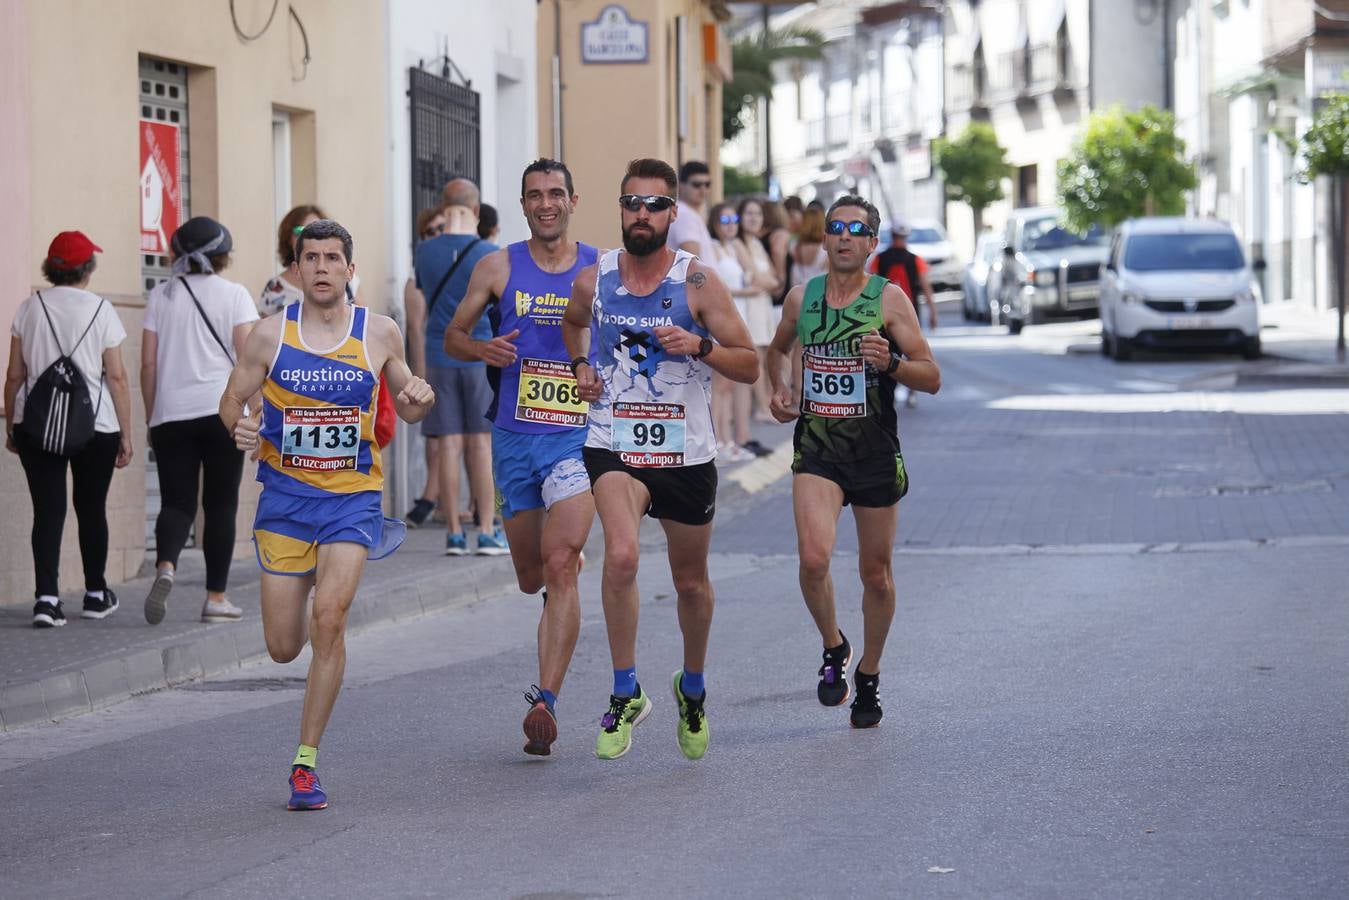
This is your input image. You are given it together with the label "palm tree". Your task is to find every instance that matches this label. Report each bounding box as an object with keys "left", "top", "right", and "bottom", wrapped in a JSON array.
[{"left": 723, "top": 26, "right": 826, "bottom": 144}]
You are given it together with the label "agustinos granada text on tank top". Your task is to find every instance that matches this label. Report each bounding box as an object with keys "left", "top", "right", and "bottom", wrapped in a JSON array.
[{"left": 258, "top": 302, "right": 384, "bottom": 496}]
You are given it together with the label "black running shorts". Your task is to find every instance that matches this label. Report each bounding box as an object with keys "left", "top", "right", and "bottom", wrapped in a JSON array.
[
  {"left": 791, "top": 450, "right": 909, "bottom": 508},
  {"left": 582, "top": 446, "right": 717, "bottom": 526}
]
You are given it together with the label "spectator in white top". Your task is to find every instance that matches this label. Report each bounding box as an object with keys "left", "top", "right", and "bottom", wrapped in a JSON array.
[
  {"left": 141, "top": 216, "right": 259, "bottom": 625},
  {"left": 668, "top": 160, "right": 714, "bottom": 259},
  {"left": 4, "top": 231, "right": 133, "bottom": 627}
]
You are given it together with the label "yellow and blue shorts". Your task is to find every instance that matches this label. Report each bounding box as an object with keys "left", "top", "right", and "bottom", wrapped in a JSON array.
[{"left": 253, "top": 489, "right": 406, "bottom": 576}]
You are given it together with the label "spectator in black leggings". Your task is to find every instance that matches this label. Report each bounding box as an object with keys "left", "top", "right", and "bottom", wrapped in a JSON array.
[
  {"left": 141, "top": 217, "right": 259, "bottom": 624},
  {"left": 4, "top": 231, "right": 134, "bottom": 627}
]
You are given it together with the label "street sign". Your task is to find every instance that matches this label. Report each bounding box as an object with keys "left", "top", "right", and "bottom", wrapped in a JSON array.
[
  {"left": 139, "top": 120, "right": 181, "bottom": 255},
  {"left": 581, "top": 5, "right": 649, "bottom": 65}
]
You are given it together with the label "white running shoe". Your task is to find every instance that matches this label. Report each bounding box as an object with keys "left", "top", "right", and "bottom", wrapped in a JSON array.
[{"left": 201, "top": 597, "right": 244, "bottom": 623}]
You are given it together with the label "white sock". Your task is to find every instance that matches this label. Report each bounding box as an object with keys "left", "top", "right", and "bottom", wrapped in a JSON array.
[
  {"left": 85, "top": 590, "right": 104, "bottom": 600},
  {"left": 38, "top": 594, "right": 59, "bottom": 606}
]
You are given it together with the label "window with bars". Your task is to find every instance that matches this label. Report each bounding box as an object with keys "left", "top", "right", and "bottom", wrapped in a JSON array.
[{"left": 408, "top": 67, "right": 481, "bottom": 242}]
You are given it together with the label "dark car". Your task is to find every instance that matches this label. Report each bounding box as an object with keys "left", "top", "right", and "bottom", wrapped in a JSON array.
[{"left": 997, "top": 207, "right": 1110, "bottom": 334}]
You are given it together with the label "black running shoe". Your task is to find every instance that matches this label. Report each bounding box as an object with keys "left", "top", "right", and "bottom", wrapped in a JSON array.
[
  {"left": 817, "top": 634, "right": 852, "bottom": 706},
  {"left": 850, "top": 672, "right": 883, "bottom": 728},
  {"left": 33, "top": 599, "right": 66, "bottom": 628},
  {"left": 742, "top": 439, "right": 773, "bottom": 458},
  {"left": 404, "top": 498, "right": 435, "bottom": 528},
  {"left": 82, "top": 588, "right": 119, "bottom": 620}
]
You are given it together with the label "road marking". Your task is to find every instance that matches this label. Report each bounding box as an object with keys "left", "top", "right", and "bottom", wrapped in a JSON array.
[{"left": 727, "top": 440, "right": 794, "bottom": 494}]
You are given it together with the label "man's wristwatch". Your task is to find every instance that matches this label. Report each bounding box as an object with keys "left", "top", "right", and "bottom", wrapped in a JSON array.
[
  {"left": 569, "top": 356, "right": 590, "bottom": 375},
  {"left": 884, "top": 353, "right": 901, "bottom": 375},
  {"left": 692, "top": 337, "right": 714, "bottom": 360}
]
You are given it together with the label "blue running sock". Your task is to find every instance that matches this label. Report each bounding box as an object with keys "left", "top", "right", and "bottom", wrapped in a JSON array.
[
  {"left": 613, "top": 667, "right": 637, "bottom": 697},
  {"left": 680, "top": 670, "right": 705, "bottom": 699},
  {"left": 540, "top": 688, "right": 557, "bottom": 711}
]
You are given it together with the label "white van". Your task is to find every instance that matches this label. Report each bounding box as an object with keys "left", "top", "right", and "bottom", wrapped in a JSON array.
[{"left": 1099, "top": 217, "right": 1262, "bottom": 360}]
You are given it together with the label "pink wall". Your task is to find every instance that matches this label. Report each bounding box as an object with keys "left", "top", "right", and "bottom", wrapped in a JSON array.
[{"left": 0, "top": 1, "right": 31, "bottom": 391}]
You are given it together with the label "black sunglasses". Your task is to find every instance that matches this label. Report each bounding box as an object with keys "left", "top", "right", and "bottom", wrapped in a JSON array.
[
  {"left": 688, "top": 179, "right": 712, "bottom": 189},
  {"left": 619, "top": 194, "right": 677, "bottom": 213},
  {"left": 826, "top": 219, "right": 876, "bottom": 238}
]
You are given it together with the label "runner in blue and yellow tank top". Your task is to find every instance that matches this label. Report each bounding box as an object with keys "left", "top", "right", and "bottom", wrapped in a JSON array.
[
  {"left": 220, "top": 219, "right": 435, "bottom": 811},
  {"left": 445, "top": 159, "right": 599, "bottom": 757},
  {"left": 765, "top": 195, "right": 941, "bottom": 732},
  {"left": 562, "top": 158, "right": 760, "bottom": 763}
]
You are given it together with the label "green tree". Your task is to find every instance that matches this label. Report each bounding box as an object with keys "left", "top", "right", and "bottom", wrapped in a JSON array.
[
  {"left": 722, "top": 27, "right": 825, "bottom": 144},
  {"left": 1297, "top": 91, "right": 1349, "bottom": 361},
  {"left": 721, "top": 164, "right": 764, "bottom": 199},
  {"left": 932, "top": 123, "right": 1012, "bottom": 232},
  {"left": 1056, "top": 104, "right": 1197, "bottom": 234}
]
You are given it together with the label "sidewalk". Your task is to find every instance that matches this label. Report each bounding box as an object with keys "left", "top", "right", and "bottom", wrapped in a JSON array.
[
  {"left": 0, "top": 525, "right": 526, "bottom": 733},
  {"left": 0, "top": 418, "right": 796, "bottom": 734},
  {"left": 1242, "top": 301, "right": 1349, "bottom": 385}
]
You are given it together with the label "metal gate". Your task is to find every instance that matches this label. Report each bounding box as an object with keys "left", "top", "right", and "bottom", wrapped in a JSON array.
[{"left": 408, "top": 66, "right": 480, "bottom": 235}]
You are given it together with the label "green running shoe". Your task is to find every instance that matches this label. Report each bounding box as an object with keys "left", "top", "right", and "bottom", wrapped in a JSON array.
[
  {"left": 594, "top": 687, "right": 651, "bottom": 759},
  {"left": 671, "top": 671, "right": 709, "bottom": 760}
]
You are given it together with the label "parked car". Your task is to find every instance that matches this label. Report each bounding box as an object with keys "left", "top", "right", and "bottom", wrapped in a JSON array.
[
  {"left": 997, "top": 206, "right": 1111, "bottom": 334},
  {"left": 1098, "top": 217, "right": 1262, "bottom": 361},
  {"left": 904, "top": 220, "right": 964, "bottom": 293},
  {"left": 961, "top": 232, "right": 1003, "bottom": 322}
]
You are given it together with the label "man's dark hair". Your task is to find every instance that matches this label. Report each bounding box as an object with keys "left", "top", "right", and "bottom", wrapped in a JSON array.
[
  {"left": 783, "top": 195, "right": 804, "bottom": 214},
  {"left": 622, "top": 158, "right": 678, "bottom": 196},
  {"left": 825, "top": 195, "right": 881, "bottom": 235},
  {"left": 477, "top": 203, "right": 499, "bottom": 240},
  {"left": 521, "top": 158, "right": 574, "bottom": 197},
  {"left": 678, "top": 160, "right": 710, "bottom": 184},
  {"left": 296, "top": 219, "right": 354, "bottom": 264},
  {"left": 42, "top": 256, "right": 97, "bottom": 286}
]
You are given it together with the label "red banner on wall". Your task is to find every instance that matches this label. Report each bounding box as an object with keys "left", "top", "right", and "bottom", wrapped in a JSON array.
[{"left": 139, "top": 120, "right": 181, "bottom": 254}]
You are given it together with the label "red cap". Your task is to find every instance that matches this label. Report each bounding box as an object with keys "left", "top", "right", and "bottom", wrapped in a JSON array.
[{"left": 46, "top": 231, "right": 103, "bottom": 270}]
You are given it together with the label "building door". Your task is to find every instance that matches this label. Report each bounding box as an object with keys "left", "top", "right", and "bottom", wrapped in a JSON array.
[
  {"left": 139, "top": 56, "right": 191, "bottom": 548},
  {"left": 408, "top": 67, "right": 480, "bottom": 240}
]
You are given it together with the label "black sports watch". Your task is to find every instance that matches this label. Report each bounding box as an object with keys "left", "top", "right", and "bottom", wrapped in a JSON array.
[
  {"left": 569, "top": 356, "right": 590, "bottom": 375},
  {"left": 692, "top": 337, "right": 714, "bottom": 360},
  {"left": 884, "top": 353, "right": 901, "bottom": 375}
]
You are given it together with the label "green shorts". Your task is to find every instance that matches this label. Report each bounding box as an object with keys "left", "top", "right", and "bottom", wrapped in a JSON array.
[{"left": 791, "top": 450, "right": 909, "bottom": 508}]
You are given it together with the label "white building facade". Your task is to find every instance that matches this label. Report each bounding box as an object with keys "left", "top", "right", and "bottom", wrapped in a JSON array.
[
  {"left": 1173, "top": 0, "right": 1349, "bottom": 309},
  {"left": 383, "top": 0, "right": 539, "bottom": 509}
]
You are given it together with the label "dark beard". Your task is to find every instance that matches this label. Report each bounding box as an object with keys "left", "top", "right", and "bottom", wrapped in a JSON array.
[{"left": 622, "top": 223, "right": 668, "bottom": 256}]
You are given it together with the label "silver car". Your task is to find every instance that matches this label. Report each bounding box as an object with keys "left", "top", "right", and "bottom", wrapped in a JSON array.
[{"left": 961, "top": 232, "right": 1003, "bottom": 322}]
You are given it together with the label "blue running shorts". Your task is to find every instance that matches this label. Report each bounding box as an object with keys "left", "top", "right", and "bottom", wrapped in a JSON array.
[
  {"left": 492, "top": 425, "right": 590, "bottom": 520},
  {"left": 253, "top": 489, "right": 406, "bottom": 576}
]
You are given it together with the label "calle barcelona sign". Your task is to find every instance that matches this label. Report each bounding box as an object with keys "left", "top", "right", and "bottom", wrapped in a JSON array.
[{"left": 581, "top": 5, "right": 649, "bottom": 64}]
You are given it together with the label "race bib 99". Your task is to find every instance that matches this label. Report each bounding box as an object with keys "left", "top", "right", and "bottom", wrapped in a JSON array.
[
  {"left": 802, "top": 352, "right": 866, "bottom": 417},
  {"left": 282, "top": 406, "right": 361, "bottom": 471},
  {"left": 516, "top": 357, "right": 587, "bottom": 428},
  {"left": 612, "top": 401, "right": 686, "bottom": 467}
]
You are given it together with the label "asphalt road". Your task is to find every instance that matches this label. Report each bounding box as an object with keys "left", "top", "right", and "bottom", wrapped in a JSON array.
[{"left": 2, "top": 314, "right": 1346, "bottom": 898}]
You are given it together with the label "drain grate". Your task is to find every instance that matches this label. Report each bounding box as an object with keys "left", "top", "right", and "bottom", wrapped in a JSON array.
[{"left": 1154, "top": 480, "right": 1333, "bottom": 498}]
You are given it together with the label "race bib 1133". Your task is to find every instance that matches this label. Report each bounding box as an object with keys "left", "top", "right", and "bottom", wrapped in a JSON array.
[{"left": 282, "top": 406, "right": 361, "bottom": 471}]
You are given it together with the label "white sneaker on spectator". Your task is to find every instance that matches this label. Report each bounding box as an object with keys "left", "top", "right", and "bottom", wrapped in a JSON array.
[{"left": 201, "top": 597, "right": 243, "bottom": 623}]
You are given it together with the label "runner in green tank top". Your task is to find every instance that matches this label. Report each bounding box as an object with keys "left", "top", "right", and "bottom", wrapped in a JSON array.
[{"left": 765, "top": 194, "right": 941, "bottom": 729}]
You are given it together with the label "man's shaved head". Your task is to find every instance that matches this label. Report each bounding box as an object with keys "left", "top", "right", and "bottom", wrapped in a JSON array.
[{"left": 442, "top": 178, "right": 480, "bottom": 212}]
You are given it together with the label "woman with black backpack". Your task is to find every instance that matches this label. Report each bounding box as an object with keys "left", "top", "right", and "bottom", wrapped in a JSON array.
[
  {"left": 141, "top": 217, "right": 259, "bottom": 626},
  {"left": 3, "top": 231, "right": 133, "bottom": 628}
]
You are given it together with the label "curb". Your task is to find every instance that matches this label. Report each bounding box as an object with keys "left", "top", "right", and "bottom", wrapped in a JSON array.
[{"left": 0, "top": 559, "right": 525, "bottom": 734}]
